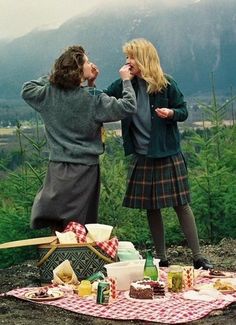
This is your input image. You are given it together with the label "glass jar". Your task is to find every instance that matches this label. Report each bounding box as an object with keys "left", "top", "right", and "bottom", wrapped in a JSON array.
[
  {"left": 78, "top": 280, "right": 92, "bottom": 297},
  {"left": 167, "top": 265, "right": 183, "bottom": 293}
]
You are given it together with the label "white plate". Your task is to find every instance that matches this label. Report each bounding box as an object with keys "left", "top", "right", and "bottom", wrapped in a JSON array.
[
  {"left": 194, "top": 283, "right": 236, "bottom": 294},
  {"left": 124, "top": 290, "right": 170, "bottom": 302},
  {"left": 24, "top": 289, "right": 64, "bottom": 301}
]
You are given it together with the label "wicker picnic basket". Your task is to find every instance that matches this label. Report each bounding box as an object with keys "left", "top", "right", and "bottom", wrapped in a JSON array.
[{"left": 37, "top": 242, "right": 116, "bottom": 284}]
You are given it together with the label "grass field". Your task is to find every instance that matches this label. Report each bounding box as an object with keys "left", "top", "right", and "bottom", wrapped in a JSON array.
[
  {"left": 0, "top": 127, "right": 17, "bottom": 148},
  {"left": 0, "top": 126, "right": 34, "bottom": 149},
  {"left": 0, "top": 127, "right": 16, "bottom": 136}
]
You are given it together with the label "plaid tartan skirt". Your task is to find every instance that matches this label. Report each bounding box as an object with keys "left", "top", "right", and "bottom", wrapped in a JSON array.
[{"left": 123, "top": 152, "right": 191, "bottom": 210}]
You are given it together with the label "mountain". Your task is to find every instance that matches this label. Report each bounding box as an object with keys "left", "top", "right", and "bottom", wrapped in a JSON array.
[{"left": 0, "top": 0, "right": 236, "bottom": 101}]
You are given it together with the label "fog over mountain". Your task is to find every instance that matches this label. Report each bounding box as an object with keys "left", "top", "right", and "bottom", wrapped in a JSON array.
[{"left": 0, "top": 0, "right": 235, "bottom": 101}]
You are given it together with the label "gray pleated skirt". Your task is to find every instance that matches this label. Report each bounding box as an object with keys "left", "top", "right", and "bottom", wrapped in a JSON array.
[{"left": 31, "top": 161, "right": 100, "bottom": 230}]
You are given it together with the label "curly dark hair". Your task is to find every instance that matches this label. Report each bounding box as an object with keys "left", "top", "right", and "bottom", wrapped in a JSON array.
[{"left": 49, "top": 45, "right": 85, "bottom": 90}]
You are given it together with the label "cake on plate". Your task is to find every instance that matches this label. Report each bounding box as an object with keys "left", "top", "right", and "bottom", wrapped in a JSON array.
[{"left": 129, "top": 280, "right": 165, "bottom": 299}]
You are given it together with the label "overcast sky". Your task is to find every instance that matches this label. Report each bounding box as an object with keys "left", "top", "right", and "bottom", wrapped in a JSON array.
[
  {"left": 0, "top": 0, "right": 99, "bottom": 40},
  {"left": 0, "top": 0, "right": 200, "bottom": 40}
]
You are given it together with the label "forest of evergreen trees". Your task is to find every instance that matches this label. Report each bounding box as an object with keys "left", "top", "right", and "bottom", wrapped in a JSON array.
[{"left": 0, "top": 91, "right": 236, "bottom": 268}]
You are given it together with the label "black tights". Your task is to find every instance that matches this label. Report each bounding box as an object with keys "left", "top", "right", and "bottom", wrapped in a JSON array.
[{"left": 147, "top": 204, "right": 202, "bottom": 261}]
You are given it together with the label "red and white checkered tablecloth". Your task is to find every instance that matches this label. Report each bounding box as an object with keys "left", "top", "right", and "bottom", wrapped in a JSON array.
[{"left": 3, "top": 271, "right": 236, "bottom": 324}]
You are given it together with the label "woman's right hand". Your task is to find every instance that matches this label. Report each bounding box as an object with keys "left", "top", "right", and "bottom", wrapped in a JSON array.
[
  {"left": 87, "top": 63, "right": 99, "bottom": 87},
  {"left": 119, "top": 64, "right": 133, "bottom": 80}
]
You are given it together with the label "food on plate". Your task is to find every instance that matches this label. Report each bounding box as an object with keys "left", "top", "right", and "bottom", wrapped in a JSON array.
[
  {"left": 27, "top": 287, "right": 53, "bottom": 299},
  {"left": 209, "top": 269, "right": 226, "bottom": 276},
  {"left": 213, "top": 279, "right": 236, "bottom": 291},
  {"left": 129, "top": 280, "right": 165, "bottom": 299},
  {"left": 129, "top": 281, "right": 153, "bottom": 299},
  {"left": 149, "top": 280, "right": 165, "bottom": 296},
  {"left": 25, "top": 287, "right": 64, "bottom": 301}
]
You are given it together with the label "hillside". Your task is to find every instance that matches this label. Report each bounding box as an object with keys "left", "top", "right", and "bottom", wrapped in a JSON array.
[{"left": 0, "top": 0, "right": 235, "bottom": 100}]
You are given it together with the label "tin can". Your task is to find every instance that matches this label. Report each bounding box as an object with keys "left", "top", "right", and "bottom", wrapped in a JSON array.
[{"left": 96, "top": 281, "right": 110, "bottom": 304}]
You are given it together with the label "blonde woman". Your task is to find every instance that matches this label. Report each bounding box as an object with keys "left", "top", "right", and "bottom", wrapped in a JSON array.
[{"left": 105, "top": 38, "right": 213, "bottom": 270}]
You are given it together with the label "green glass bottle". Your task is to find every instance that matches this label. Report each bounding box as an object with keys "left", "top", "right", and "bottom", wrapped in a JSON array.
[{"left": 143, "top": 250, "right": 159, "bottom": 281}]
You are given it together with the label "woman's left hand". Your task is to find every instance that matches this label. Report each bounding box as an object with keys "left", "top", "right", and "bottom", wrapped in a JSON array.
[{"left": 155, "top": 107, "right": 174, "bottom": 119}]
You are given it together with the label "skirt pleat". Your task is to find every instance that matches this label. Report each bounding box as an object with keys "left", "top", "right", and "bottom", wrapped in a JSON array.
[{"left": 123, "top": 152, "right": 191, "bottom": 209}]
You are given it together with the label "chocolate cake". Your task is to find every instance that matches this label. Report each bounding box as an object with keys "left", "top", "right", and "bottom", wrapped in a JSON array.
[
  {"left": 148, "top": 280, "right": 165, "bottom": 296},
  {"left": 129, "top": 280, "right": 165, "bottom": 299}
]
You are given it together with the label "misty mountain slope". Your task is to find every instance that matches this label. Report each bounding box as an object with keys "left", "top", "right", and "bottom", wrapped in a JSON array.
[{"left": 0, "top": 0, "right": 235, "bottom": 100}]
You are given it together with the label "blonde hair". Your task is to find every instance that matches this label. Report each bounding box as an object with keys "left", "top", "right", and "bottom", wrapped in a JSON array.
[{"left": 123, "top": 38, "right": 169, "bottom": 93}]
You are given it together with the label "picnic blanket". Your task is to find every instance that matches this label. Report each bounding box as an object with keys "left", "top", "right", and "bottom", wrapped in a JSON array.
[{"left": 2, "top": 271, "right": 236, "bottom": 324}]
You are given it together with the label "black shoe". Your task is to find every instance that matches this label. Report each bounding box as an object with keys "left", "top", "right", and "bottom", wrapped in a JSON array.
[
  {"left": 159, "top": 260, "right": 169, "bottom": 267},
  {"left": 193, "top": 258, "right": 213, "bottom": 270}
]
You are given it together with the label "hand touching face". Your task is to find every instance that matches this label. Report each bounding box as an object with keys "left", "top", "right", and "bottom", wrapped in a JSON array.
[
  {"left": 119, "top": 64, "right": 133, "bottom": 80},
  {"left": 126, "top": 56, "right": 141, "bottom": 77}
]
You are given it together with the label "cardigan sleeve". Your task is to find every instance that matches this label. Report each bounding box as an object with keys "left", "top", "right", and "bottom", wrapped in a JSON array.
[
  {"left": 167, "top": 78, "right": 188, "bottom": 122},
  {"left": 94, "top": 80, "right": 137, "bottom": 122},
  {"left": 103, "top": 78, "right": 123, "bottom": 98}
]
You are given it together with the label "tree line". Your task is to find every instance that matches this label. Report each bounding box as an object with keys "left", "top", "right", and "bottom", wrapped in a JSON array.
[{"left": 0, "top": 89, "right": 236, "bottom": 268}]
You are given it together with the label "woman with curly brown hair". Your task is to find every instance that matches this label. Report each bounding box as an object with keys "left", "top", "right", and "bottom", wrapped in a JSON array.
[{"left": 21, "top": 45, "right": 136, "bottom": 232}]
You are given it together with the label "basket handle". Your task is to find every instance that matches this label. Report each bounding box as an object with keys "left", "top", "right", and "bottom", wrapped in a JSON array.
[
  {"left": 87, "top": 245, "right": 114, "bottom": 264},
  {"left": 37, "top": 243, "right": 115, "bottom": 267},
  {"left": 37, "top": 245, "right": 57, "bottom": 267}
]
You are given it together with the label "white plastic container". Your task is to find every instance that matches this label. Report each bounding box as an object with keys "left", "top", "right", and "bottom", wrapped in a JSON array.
[
  {"left": 118, "top": 241, "right": 135, "bottom": 250},
  {"left": 117, "top": 249, "right": 142, "bottom": 261},
  {"left": 85, "top": 223, "right": 113, "bottom": 242},
  {"left": 117, "top": 241, "right": 142, "bottom": 261},
  {"left": 104, "top": 259, "right": 160, "bottom": 291}
]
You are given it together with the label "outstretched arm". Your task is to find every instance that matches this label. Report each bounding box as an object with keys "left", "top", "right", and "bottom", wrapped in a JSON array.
[{"left": 94, "top": 65, "right": 136, "bottom": 122}]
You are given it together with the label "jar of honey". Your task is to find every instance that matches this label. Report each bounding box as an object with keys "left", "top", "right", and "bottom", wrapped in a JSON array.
[{"left": 77, "top": 280, "right": 92, "bottom": 297}]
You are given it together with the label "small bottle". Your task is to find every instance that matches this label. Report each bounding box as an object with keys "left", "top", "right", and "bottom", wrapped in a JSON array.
[
  {"left": 143, "top": 250, "right": 159, "bottom": 281},
  {"left": 86, "top": 271, "right": 105, "bottom": 283}
]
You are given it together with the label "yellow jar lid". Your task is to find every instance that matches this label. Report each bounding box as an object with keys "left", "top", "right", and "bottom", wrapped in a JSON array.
[{"left": 169, "top": 265, "right": 183, "bottom": 271}]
